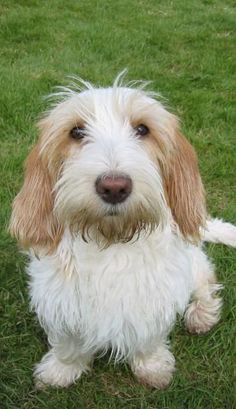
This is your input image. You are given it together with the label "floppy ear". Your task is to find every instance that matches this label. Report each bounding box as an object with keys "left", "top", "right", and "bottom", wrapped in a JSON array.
[
  {"left": 10, "top": 144, "right": 62, "bottom": 251},
  {"left": 163, "top": 131, "right": 206, "bottom": 241}
]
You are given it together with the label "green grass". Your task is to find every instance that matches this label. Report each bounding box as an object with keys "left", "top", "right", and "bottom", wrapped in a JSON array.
[{"left": 1, "top": 0, "right": 236, "bottom": 407}]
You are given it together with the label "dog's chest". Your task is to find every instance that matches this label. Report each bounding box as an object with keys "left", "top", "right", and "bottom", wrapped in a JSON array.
[
  {"left": 29, "top": 231, "right": 194, "bottom": 356},
  {"left": 69, "top": 233, "right": 193, "bottom": 350}
]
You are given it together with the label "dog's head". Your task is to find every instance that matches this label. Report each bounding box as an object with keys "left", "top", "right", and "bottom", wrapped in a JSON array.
[{"left": 10, "top": 77, "right": 206, "bottom": 251}]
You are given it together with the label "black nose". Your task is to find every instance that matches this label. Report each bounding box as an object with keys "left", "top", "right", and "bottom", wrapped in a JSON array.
[{"left": 95, "top": 174, "right": 132, "bottom": 204}]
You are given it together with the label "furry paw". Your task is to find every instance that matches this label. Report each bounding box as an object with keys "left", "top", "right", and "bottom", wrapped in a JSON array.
[
  {"left": 185, "top": 296, "right": 222, "bottom": 334},
  {"left": 34, "top": 350, "right": 84, "bottom": 389},
  {"left": 131, "top": 346, "right": 175, "bottom": 389}
]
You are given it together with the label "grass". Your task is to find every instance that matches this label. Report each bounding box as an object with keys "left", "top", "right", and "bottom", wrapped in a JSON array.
[{"left": 0, "top": 0, "right": 236, "bottom": 407}]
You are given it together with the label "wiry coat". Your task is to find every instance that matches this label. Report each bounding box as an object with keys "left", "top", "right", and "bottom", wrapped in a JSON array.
[{"left": 10, "top": 76, "right": 236, "bottom": 388}]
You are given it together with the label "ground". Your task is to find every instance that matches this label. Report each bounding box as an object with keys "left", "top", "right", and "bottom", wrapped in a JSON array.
[{"left": 0, "top": 0, "right": 236, "bottom": 408}]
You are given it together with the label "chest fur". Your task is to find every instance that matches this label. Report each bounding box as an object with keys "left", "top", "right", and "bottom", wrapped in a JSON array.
[{"left": 29, "top": 232, "right": 193, "bottom": 357}]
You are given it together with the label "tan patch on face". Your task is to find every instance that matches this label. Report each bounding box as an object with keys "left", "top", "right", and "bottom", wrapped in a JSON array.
[
  {"left": 142, "top": 127, "right": 172, "bottom": 166},
  {"left": 130, "top": 111, "right": 176, "bottom": 166},
  {"left": 10, "top": 101, "right": 88, "bottom": 252},
  {"left": 38, "top": 116, "right": 85, "bottom": 179},
  {"left": 138, "top": 117, "right": 206, "bottom": 242}
]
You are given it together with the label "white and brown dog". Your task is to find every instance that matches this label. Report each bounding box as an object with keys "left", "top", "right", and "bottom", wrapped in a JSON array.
[{"left": 10, "top": 74, "right": 236, "bottom": 389}]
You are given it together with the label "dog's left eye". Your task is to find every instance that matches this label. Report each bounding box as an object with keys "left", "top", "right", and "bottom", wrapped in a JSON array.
[
  {"left": 134, "top": 124, "right": 149, "bottom": 137},
  {"left": 70, "top": 127, "right": 86, "bottom": 140}
]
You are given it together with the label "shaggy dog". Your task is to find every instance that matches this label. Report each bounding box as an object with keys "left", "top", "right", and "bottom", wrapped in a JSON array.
[{"left": 10, "top": 74, "right": 236, "bottom": 389}]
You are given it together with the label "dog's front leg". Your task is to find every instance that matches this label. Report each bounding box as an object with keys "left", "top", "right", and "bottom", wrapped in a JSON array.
[
  {"left": 130, "top": 342, "right": 175, "bottom": 389},
  {"left": 34, "top": 335, "right": 93, "bottom": 388}
]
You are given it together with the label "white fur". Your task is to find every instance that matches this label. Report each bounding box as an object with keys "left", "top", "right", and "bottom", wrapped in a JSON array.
[
  {"left": 29, "top": 225, "right": 225, "bottom": 388},
  {"left": 16, "top": 82, "right": 235, "bottom": 389},
  {"left": 203, "top": 218, "right": 236, "bottom": 247}
]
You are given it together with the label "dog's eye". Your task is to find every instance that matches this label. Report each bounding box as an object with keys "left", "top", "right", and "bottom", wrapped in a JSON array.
[
  {"left": 70, "top": 127, "right": 86, "bottom": 140},
  {"left": 135, "top": 124, "right": 149, "bottom": 137}
]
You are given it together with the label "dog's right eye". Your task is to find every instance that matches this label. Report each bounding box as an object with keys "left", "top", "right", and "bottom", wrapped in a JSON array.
[{"left": 70, "top": 127, "right": 86, "bottom": 140}]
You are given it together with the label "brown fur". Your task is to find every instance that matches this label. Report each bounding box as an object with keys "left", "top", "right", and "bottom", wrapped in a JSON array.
[
  {"left": 9, "top": 144, "right": 63, "bottom": 251},
  {"left": 68, "top": 202, "right": 161, "bottom": 249},
  {"left": 37, "top": 116, "right": 77, "bottom": 173},
  {"left": 162, "top": 131, "right": 206, "bottom": 241},
  {"left": 9, "top": 109, "right": 85, "bottom": 252},
  {"left": 143, "top": 116, "right": 206, "bottom": 242}
]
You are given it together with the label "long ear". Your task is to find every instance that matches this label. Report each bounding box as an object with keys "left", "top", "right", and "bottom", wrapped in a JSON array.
[
  {"left": 163, "top": 131, "right": 206, "bottom": 241},
  {"left": 10, "top": 144, "right": 62, "bottom": 251}
]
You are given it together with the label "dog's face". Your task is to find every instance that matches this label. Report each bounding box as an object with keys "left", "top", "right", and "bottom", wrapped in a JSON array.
[{"left": 10, "top": 81, "right": 206, "bottom": 251}]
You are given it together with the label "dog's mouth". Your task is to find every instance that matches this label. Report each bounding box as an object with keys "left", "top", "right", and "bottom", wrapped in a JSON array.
[{"left": 64, "top": 199, "right": 164, "bottom": 248}]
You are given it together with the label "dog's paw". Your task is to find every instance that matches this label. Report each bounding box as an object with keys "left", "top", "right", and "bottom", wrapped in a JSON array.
[
  {"left": 185, "top": 296, "right": 222, "bottom": 334},
  {"left": 34, "top": 350, "right": 83, "bottom": 389},
  {"left": 131, "top": 346, "right": 175, "bottom": 389}
]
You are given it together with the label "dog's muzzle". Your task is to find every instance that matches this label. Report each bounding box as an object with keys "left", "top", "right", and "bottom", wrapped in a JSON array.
[{"left": 95, "top": 174, "right": 132, "bottom": 205}]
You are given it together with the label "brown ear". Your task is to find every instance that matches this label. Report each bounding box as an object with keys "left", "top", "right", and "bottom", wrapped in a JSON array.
[
  {"left": 163, "top": 131, "right": 206, "bottom": 241},
  {"left": 10, "top": 144, "right": 62, "bottom": 250}
]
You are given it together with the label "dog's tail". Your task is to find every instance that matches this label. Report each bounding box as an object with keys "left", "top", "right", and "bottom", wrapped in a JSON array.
[{"left": 202, "top": 218, "right": 236, "bottom": 247}]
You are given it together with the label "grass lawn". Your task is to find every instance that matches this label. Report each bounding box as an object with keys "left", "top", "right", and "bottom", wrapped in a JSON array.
[{"left": 0, "top": 0, "right": 236, "bottom": 408}]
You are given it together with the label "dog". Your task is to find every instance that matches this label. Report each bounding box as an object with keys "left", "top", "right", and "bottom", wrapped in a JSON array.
[{"left": 10, "top": 74, "right": 236, "bottom": 389}]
